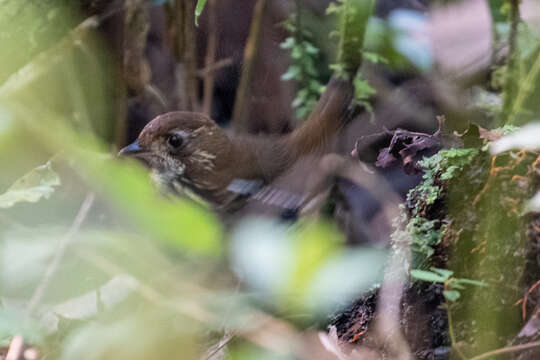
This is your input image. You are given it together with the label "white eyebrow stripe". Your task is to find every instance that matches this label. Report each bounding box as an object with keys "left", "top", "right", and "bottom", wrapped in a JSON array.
[{"left": 171, "top": 130, "right": 190, "bottom": 138}]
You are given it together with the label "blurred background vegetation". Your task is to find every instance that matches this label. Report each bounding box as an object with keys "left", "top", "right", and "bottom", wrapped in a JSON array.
[{"left": 0, "top": 0, "right": 539, "bottom": 359}]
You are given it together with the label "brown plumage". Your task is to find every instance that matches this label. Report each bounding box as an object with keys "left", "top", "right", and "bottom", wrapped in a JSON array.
[{"left": 119, "top": 76, "right": 356, "bottom": 212}]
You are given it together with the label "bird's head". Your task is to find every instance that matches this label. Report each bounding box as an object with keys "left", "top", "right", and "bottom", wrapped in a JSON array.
[{"left": 119, "top": 111, "right": 234, "bottom": 198}]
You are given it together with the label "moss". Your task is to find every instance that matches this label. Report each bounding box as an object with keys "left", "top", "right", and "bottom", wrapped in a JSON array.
[
  {"left": 392, "top": 137, "right": 539, "bottom": 353},
  {"left": 409, "top": 148, "right": 479, "bottom": 210},
  {"left": 390, "top": 148, "right": 480, "bottom": 269}
]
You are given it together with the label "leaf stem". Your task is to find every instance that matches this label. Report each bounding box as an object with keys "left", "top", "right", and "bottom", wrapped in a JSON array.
[{"left": 445, "top": 281, "right": 468, "bottom": 360}]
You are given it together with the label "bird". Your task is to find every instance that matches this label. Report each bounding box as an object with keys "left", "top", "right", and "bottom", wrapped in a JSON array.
[{"left": 119, "top": 76, "right": 357, "bottom": 213}]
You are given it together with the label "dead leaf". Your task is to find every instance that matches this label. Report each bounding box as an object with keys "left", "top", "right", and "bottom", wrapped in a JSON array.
[{"left": 373, "top": 123, "right": 442, "bottom": 174}]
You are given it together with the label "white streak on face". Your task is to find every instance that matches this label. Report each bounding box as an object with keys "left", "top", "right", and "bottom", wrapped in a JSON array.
[{"left": 191, "top": 149, "right": 216, "bottom": 171}]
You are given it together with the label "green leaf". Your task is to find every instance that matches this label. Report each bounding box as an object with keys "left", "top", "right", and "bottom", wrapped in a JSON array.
[
  {"left": 0, "top": 307, "right": 44, "bottom": 346},
  {"left": 443, "top": 290, "right": 461, "bottom": 302},
  {"left": 336, "top": 0, "right": 375, "bottom": 74},
  {"left": 75, "top": 154, "right": 223, "bottom": 256},
  {"left": 280, "top": 37, "right": 295, "bottom": 50},
  {"left": 410, "top": 269, "right": 446, "bottom": 283},
  {"left": 281, "top": 66, "right": 300, "bottom": 81},
  {"left": 454, "top": 278, "right": 487, "bottom": 287},
  {"left": 194, "top": 0, "right": 207, "bottom": 26},
  {"left": 0, "top": 160, "right": 60, "bottom": 208},
  {"left": 430, "top": 267, "right": 453, "bottom": 281}
]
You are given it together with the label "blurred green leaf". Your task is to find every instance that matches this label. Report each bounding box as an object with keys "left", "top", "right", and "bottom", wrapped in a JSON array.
[
  {"left": 76, "top": 154, "right": 223, "bottom": 256},
  {"left": 410, "top": 269, "right": 446, "bottom": 283},
  {"left": 337, "top": 0, "right": 375, "bottom": 74},
  {"left": 195, "top": 0, "right": 207, "bottom": 26},
  {"left": 229, "top": 342, "right": 294, "bottom": 360},
  {"left": 287, "top": 221, "right": 342, "bottom": 297},
  {"left": 0, "top": 161, "right": 60, "bottom": 208},
  {"left": 305, "top": 248, "right": 386, "bottom": 314},
  {"left": 430, "top": 267, "right": 453, "bottom": 280},
  {"left": 3, "top": 104, "right": 223, "bottom": 256},
  {"left": 231, "top": 218, "right": 385, "bottom": 315},
  {"left": 49, "top": 275, "right": 138, "bottom": 322},
  {"left": 60, "top": 312, "right": 199, "bottom": 360},
  {"left": 0, "top": 306, "right": 44, "bottom": 346},
  {"left": 443, "top": 290, "right": 461, "bottom": 302}
]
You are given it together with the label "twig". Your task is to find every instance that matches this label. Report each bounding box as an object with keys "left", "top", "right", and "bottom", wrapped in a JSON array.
[
  {"left": 26, "top": 193, "right": 95, "bottom": 314},
  {"left": 468, "top": 340, "right": 540, "bottom": 360},
  {"left": 144, "top": 84, "right": 169, "bottom": 111},
  {"left": 5, "top": 336, "right": 24, "bottom": 360},
  {"left": 202, "top": 0, "right": 217, "bottom": 116},
  {"left": 203, "top": 333, "right": 235, "bottom": 360},
  {"left": 197, "top": 58, "right": 234, "bottom": 77},
  {"left": 231, "top": 0, "right": 267, "bottom": 132}
]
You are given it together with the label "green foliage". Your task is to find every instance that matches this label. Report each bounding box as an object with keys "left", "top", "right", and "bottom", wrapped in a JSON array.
[
  {"left": 0, "top": 308, "right": 43, "bottom": 347},
  {"left": 327, "top": 0, "right": 375, "bottom": 76},
  {"left": 280, "top": 16, "right": 325, "bottom": 120},
  {"left": 231, "top": 218, "right": 387, "bottom": 316},
  {"left": 407, "top": 217, "right": 444, "bottom": 265},
  {"left": 409, "top": 148, "right": 479, "bottom": 208},
  {"left": 411, "top": 268, "right": 486, "bottom": 303},
  {"left": 0, "top": 1, "right": 79, "bottom": 84},
  {"left": 0, "top": 161, "right": 60, "bottom": 208},
  {"left": 390, "top": 149, "right": 480, "bottom": 269},
  {"left": 74, "top": 151, "right": 223, "bottom": 256},
  {"left": 492, "top": 9, "right": 540, "bottom": 125},
  {"left": 391, "top": 206, "right": 444, "bottom": 269},
  {"left": 194, "top": 0, "right": 207, "bottom": 26},
  {"left": 353, "top": 73, "right": 376, "bottom": 119}
]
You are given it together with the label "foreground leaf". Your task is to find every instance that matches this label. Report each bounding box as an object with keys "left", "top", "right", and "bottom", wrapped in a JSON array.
[
  {"left": 195, "top": 0, "right": 207, "bottom": 26},
  {"left": 410, "top": 269, "right": 446, "bottom": 283},
  {"left": 0, "top": 161, "right": 60, "bottom": 208}
]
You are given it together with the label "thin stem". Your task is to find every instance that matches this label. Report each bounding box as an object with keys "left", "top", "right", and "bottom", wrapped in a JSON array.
[
  {"left": 447, "top": 305, "right": 468, "bottom": 360},
  {"left": 231, "top": 0, "right": 267, "bottom": 132},
  {"left": 469, "top": 340, "right": 540, "bottom": 360},
  {"left": 183, "top": 0, "right": 200, "bottom": 111},
  {"left": 26, "top": 193, "right": 95, "bottom": 314},
  {"left": 445, "top": 281, "right": 468, "bottom": 360},
  {"left": 507, "top": 44, "right": 540, "bottom": 125},
  {"left": 202, "top": 0, "right": 217, "bottom": 116}
]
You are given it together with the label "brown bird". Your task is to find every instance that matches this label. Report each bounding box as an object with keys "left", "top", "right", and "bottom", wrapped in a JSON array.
[{"left": 119, "top": 77, "right": 356, "bottom": 213}]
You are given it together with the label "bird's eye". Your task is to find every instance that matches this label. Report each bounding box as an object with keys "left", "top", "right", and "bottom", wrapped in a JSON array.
[{"left": 167, "top": 134, "right": 183, "bottom": 150}]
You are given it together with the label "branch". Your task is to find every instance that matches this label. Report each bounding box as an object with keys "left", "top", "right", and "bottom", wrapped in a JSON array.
[
  {"left": 202, "top": 0, "right": 217, "bottom": 116},
  {"left": 231, "top": 0, "right": 267, "bottom": 132},
  {"left": 183, "top": 0, "right": 200, "bottom": 111}
]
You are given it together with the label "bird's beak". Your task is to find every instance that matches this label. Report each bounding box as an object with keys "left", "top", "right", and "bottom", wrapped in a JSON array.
[{"left": 118, "top": 140, "right": 146, "bottom": 156}]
